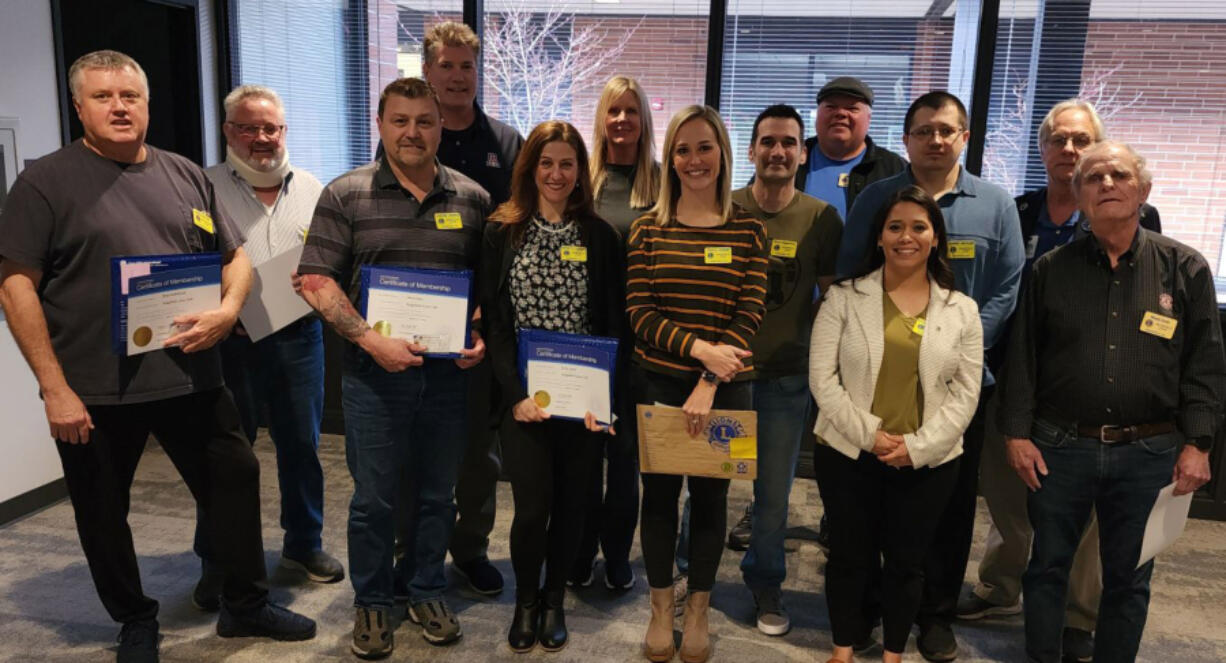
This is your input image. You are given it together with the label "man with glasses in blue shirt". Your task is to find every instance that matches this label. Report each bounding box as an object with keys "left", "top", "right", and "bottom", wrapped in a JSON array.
[{"left": 838, "top": 91, "right": 1025, "bottom": 662}]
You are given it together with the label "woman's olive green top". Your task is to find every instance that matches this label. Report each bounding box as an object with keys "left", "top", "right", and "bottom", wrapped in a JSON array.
[{"left": 870, "top": 295, "right": 926, "bottom": 435}]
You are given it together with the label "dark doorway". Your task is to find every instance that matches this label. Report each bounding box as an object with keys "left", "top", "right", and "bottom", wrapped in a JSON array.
[{"left": 52, "top": 0, "right": 204, "bottom": 164}]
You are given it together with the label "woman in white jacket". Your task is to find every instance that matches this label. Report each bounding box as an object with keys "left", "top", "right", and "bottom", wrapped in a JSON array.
[{"left": 809, "top": 185, "right": 982, "bottom": 663}]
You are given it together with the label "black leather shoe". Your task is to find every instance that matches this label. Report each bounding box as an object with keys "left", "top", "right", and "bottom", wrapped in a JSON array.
[
  {"left": 538, "top": 590, "right": 568, "bottom": 652},
  {"left": 508, "top": 596, "right": 540, "bottom": 653},
  {"left": 917, "top": 621, "right": 958, "bottom": 662},
  {"left": 727, "top": 503, "right": 753, "bottom": 551},
  {"left": 1061, "top": 627, "right": 1093, "bottom": 662}
]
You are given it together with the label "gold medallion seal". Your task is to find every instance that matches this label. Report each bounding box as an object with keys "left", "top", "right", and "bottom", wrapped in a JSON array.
[
  {"left": 373, "top": 320, "right": 392, "bottom": 337},
  {"left": 533, "top": 390, "right": 551, "bottom": 408},
  {"left": 133, "top": 326, "right": 153, "bottom": 347}
]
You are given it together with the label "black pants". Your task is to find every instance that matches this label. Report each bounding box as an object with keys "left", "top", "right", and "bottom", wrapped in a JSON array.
[
  {"left": 918, "top": 385, "right": 994, "bottom": 627},
  {"left": 817, "top": 443, "right": 960, "bottom": 653},
  {"left": 503, "top": 415, "right": 603, "bottom": 596},
  {"left": 449, "top": 360, "right": 501, "bottom": 565},
  {"left": 636, "top": 367, "right": 752, "bottom": 592},
  {"left": 574, "top": 396, "right": 640, "bottom": 569},
  {"left": 56, "top": 388, "right": 268, "bottom": 623}
]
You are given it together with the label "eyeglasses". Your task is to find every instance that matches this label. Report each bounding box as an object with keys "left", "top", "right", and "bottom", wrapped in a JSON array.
[
  {"left": 226, "top": 122, "right": 285, "bottom": 139},
  {"left": 908, "top": 125, "right": 964, "bottom": 140},
  {"left": 1045, "top": 133, "right": 1094, "bottom": 150}
]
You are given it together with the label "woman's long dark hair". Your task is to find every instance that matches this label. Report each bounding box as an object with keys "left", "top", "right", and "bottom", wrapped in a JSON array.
[{"left": 837, "top": 185, "right": 957, "bottom": 296}]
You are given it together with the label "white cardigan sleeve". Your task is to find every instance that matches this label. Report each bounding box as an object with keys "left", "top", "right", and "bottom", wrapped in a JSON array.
[
  {"left": 809, "top": 285, "right": 883, "bottom": 452},
  {"left": 904, "top": 300, "right": 984, "bottom": 469}
]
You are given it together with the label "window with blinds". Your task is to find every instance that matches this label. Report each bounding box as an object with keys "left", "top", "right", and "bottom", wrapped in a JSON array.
[
  {"left": 720, "top": 0, "right": 978, "bottom": 188},
  {"left": 480, "top": 0, "right": 709, "bottom": 155},
  {"left": 982, "top": 0, "right": 1226, "bottom": 297}
]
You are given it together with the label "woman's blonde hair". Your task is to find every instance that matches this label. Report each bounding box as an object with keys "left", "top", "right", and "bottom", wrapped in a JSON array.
[
  {"left": 589, "top": 76, "right": 660, "bottom": 210},
  {"left": 648, "top": 105, "right": 733, "bottom": 226}
]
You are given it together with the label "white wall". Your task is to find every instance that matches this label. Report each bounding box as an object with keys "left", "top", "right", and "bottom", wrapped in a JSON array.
[{"left": 0, "top": 2, "right": 65, "bottom": 503}]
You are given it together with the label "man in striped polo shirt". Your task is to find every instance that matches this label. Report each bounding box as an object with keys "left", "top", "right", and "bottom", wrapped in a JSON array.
[
  {"left": 193, "top": 85, "right": 344, "bottom": 612},
  {"left": 297, "top": 78, "right": 491, "bottom": 659}
]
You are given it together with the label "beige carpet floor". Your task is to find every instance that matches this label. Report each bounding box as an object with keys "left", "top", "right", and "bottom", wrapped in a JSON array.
[{"left": 1, "top": 431, "right": 1224, "bottom": 662}]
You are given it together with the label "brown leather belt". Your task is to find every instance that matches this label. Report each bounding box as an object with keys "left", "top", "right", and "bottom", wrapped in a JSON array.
[{"left": 1075, "top": 422, "right": 1177, "bottom": 444}]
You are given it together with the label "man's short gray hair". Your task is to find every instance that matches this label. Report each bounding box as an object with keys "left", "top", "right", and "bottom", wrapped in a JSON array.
[
  {"left": 223, "top": 85, "right": 285, "bottom": 120},
  {"left": 1037, "top": 99, "right": 1105, "bottom": 151},
  {"left": 1073, "top": 140, "right": 1153, "bottom": 191},
  {"left": 68, "top": 50, "right": 149, "bottom": 101}
]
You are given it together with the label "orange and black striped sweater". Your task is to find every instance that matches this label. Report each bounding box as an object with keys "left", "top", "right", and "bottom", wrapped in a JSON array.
[{"left": 625, "top": 206, "right": 769, "bottom": 380}]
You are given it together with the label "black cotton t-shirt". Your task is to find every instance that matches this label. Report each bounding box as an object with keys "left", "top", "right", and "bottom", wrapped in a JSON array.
[{"left": 0, "top": 141, "right": 244, "bottom": 405}]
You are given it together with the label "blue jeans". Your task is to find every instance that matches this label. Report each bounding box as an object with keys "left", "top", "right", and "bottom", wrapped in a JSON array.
[
  {"left": 1022, "top": 418, "right": 1180, "bottom": 663},
  {"left": 196, "top": 316, "right": 325, "bottom": 559},
  {"left": 342, "top": 348, "right": 469, "bottom": 607},
  {"left": 741, "top": 374, "right": 811, "bottom": 591}
]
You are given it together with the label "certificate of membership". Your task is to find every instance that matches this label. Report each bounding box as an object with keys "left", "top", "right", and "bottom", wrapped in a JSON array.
[
  {"left": 518, "top": 329, "right": 619, "bottom": 424},
  {"left": 360, "top": 265, "right": 472, "bottom": 357},
  {"left": 125, "top": 264, "right": 221, "bottom": 355}
]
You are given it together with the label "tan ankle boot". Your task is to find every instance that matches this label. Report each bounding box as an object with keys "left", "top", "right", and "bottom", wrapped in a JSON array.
[
  {"left": 644, "top": 586, "right": 675, "bottom": 661},
  {"left": 679, "top": 590, "right": 711, "bottom": 663}
]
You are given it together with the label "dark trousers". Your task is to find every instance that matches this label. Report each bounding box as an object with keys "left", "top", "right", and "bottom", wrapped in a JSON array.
[
  {"left": 817, "top": 444, "right": 960, "bottom": 653},
  {"left": 448, "top": 360, "right": 501, "bottom": 565},
  {"left": 196, "top": 317, "right": 325, "bottom": 559},
  {"left": 918, "top": 385, "right": 994, "bottom": 627},
  {"left": 636, "top": 366, "right": 753, "bottom": 592},
  {"left": 504, "top": 415, "right": 603, "bottom": 595},
  {"left": 574, "top": 397, "right": 640, "bottom": 569},
  {"left": 1023, "top": 419, "right": 1179, "bottom": 663},
  {"left": 58, "top": 388, "right": 268, "bottom": 623}
]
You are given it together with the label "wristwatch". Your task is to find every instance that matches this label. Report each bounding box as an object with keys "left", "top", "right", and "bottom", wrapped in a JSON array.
[
  {"left": 700, "top": 370, "right": 720, "bottom": 385},
  {"left": 1188, "top": 436, "right": 1214, "bottom": 452}
]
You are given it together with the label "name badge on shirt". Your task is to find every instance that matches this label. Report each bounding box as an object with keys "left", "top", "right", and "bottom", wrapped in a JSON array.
[
  {"left": 192, "top": 208, "right": 215, "bottom": 234},
  {"left": 911, "top": 318, "right": 927, "bottom": 336},
  {"left": 1140, "top": 311, "right": 1178, "bottom": 340},
  {"left": 704, "top": 246, "right": 733, "bottom": 264},
  {"left": 434, "top": 212, "right": 463, "bottom": 230},
  {"left": 947, "top": 239, "right": 976, "bottom": 260},
  {"left": 770, "top": 239, "right": 797, "bottom": 258},
  {"left": 838, "top": 173, "right": 850, "bottom": 188},
  {"left": 560, "top": 245, "right": 587, "bottom": 262},
  {"left": 1025, "top": 235, "right": 1039, "bottom": 260}
]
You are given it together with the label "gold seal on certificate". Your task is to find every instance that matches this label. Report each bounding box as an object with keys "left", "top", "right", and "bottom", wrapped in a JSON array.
[
  {"left": 132, "top": 326, "right": 153, "bottom": 347},
  {"left": 373, "top": 320, "right": 392, "bottom": 337},
  {"left": 534, "top": 390, "right": 552, "bottom": 408}
]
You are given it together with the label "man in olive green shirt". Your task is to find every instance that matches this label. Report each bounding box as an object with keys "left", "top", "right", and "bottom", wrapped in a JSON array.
[{"left": 731, "top": 104, "right": 842, "bottom": 636}]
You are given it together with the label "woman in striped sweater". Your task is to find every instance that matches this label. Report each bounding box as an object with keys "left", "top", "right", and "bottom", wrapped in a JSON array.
[{"left": 627, "top": 105, "right": 768, "bottom": 663}]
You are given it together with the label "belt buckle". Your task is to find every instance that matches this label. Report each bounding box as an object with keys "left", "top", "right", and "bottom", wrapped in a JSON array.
[{"left": 1099, "top": 425, "right": 1122, "bottom": 444}]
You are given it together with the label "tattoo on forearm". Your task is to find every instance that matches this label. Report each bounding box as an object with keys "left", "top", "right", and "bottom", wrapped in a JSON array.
[{"left": 302, "top": 275, "right": 369, "bottom": 341}]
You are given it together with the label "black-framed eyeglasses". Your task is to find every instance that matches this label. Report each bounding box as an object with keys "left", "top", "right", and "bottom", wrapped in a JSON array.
[
  {"left": 1046, "top": 133, "right": 1094, "bottom": 150},
  {"left": 226, "top": 122, "right": 285, "bottom": 138}
]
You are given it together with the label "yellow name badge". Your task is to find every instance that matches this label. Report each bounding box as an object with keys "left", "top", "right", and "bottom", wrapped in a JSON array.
[
  {"left": 729, "top": 436, "right": 757, "bottom": 460},
  {"left": 560, "top": 245, "right": 587, "bottom": 262},
  {"left": 838, "top": 172, "right": 850, "bottom": 188},
  {"left": 192, "top": 208, "right": 215, "bottom": 234},
  {"left": 434, "top": 212, "right": 463, "bottom": 230},
  {"left": 947, "top": 239, "right": 976, "bottom": 259},
  {"left": 770, "top": 239, "right": 797, "bottom": 258},
  {"left": 704, "top": 246, "right": 733, "bottom": 264},
  {"left": 1140, "top": 311, "right": 1178, "bottom": 339},
  {"left": 911, "top": 318, "right": 927, "bottom": 336}
]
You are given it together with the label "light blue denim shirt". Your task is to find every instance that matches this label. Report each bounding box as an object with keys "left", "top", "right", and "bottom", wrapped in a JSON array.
[{"left": 836, "top": 167, "right": 1024, "bottom": 385}]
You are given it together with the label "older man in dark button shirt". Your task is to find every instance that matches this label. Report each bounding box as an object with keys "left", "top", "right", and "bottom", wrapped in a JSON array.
[{"left": 997, "top": 141, "right": 1225, "bottom": 663}]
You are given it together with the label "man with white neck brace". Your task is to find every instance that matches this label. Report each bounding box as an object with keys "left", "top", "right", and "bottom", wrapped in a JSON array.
[{"left": 195, "top": 85, "right": 343, "bottom": 610}]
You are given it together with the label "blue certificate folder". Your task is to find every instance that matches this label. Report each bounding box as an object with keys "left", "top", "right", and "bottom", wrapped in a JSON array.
[
  {"left": 517, "top": 329, "right": 620, "bottom": 425},
  {"left": 358, "top": 265, "right": 473, "bottom": 358},
  {"left": 110, "top": 253, "right": 222, "bottom": 354}
]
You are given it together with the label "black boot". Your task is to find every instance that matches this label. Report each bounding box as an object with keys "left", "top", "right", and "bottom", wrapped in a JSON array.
[
  {"left": 508, "top": 594, "right": 540, "bottom": 653},
  {"left": 538, "top": 589, "right": 568, "bottom": 652}
]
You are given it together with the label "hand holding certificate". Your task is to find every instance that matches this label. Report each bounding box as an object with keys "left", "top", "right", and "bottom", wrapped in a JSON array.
[
  {"left": 517, "top": 329, "right": 619, "bottom": 425},
  {"left": 360, "top": 265, "right": 472, "bottom": 357},
  {"left": 111, "top": 254, "right": 222, "bottom": 356}
]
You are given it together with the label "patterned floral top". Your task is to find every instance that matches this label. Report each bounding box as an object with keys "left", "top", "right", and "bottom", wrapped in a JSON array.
[{"left": 510, "top": 214, "right": 592, "bottom": 334}]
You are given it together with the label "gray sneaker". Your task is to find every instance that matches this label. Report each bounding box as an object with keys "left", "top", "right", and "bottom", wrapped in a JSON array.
[
  {"left": 351, "top": 606, "right": 392, "bottom": 659},
  {"left": 409, "top": 597, "right": 462, "bottom": 645},
  {"left": 753, "top": 588, "right": 791, "bottom": 636},
  {"left": 280, "top": 549, "right": 345, "bottom": 584},
  {"left": 955, "top": 590, "right": 1021, "bottom": 620}
]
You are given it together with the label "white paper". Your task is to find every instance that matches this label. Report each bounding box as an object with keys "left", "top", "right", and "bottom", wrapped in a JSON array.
[
  {"left": 239, "top": 247, "right": 312, "bottom": 342},
  {"left": 126, "top": 282, "right": 220, "bottom": 355},
  {"left": 1137, "top": 482, "right": 1193, "bottom": 569},
  {"left": 365, "top": 287, "right": 468, "bottom": 355},
  {"left": 526, "top": 358, "right": 611, "bottom": 422}
]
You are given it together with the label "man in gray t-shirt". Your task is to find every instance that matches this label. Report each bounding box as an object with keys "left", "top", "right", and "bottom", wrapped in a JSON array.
[{"left": 0, "top": 51, "right": 314, "bottom": 660}]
